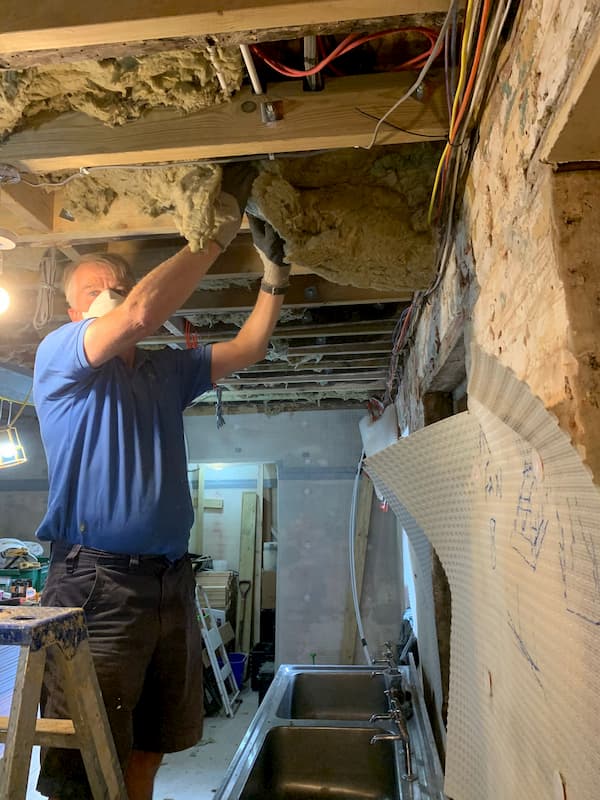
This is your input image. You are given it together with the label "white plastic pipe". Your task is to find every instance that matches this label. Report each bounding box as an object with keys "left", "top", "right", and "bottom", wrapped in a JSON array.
[{"left": 240, "top": 44, "right": 264, "bottom": 96}]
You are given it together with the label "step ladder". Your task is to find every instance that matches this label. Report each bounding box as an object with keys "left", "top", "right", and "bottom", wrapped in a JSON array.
[
  {"left": 195, "top": 587, "right": 240, "bottom": 717},
  {"left": 0, "top": 605, "right": 127, "bottom": 800}
]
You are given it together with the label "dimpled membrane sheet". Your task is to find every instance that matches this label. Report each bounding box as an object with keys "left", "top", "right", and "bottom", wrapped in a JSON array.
[{"left": 364, "top": 344, "right": 600, "bottom": 800}]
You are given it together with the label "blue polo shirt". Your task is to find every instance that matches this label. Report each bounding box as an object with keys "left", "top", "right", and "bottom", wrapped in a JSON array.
[{"left": 33, "top": 319, "right": 212, "bottom": 561}]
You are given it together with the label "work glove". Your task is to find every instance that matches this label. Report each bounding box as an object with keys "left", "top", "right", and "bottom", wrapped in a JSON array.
[
  {"left": 211, "top": 161, "right": 258, "bottom": 252},
  {"left": 247, "top": 212, "right": 291, "bottom": 295}
]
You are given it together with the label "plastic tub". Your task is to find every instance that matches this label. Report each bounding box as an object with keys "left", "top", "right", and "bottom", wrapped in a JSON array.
[{"left": 229, "top": 652, "right": 247, "bottom": 689}]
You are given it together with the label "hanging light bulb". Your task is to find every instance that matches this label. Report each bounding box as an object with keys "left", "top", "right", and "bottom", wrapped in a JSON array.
[{"left": 0, "top": 233, "right": 17, "bottom": 315}]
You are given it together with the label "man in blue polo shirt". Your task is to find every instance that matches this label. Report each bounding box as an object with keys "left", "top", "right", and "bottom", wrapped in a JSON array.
[{"left": 33, "top": 168, "right": 291, "bottom": 800}]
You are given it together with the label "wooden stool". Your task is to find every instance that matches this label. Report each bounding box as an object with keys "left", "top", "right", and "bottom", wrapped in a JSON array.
[{"left": 0, "top": 606, "right": 127, "bottom": 800}]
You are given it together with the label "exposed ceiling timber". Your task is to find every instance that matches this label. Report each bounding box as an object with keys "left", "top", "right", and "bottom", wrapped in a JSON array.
[
  {"left": 238, "top": 358, "right": 389, "bottom": 374},
  {"left": 142, "top": 323, "right": 398, "bottom": 347},
  {"left": 0, "top": 72, "right": 447, "bottom": 173},
  {"left": 0, "top": 0, "right": 447, "bottom": 410},
  {"left": 186, "top": 399, "right": 366, "bottom": 415},
  {"left": 0, "top": 319, "right": 400, "bottom": 357},
  {"left": 0, "top": 13, "right": 450, "bottom": 69},
  {"left": 11, "top": 277, "right": 409, "bottom": 323},
  {"left": 175, "top": 277, "right": 411, "bottom": 314},
  {"left": 223, "top": 369, "right": 387, "bottom": 386},
  {"left": 0, "top": 1, "right": 450, "bottom": 53},
  {"left": 1, "top": 183, "right": 54, "bottom": 232},
  {"left": 195, "top": 382, "right": 387, "bottom": 401}
]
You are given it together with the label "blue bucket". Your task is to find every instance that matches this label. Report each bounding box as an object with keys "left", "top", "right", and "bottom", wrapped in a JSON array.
[{"left": 229, "top": 652, "right": 247, "bottom": 688}]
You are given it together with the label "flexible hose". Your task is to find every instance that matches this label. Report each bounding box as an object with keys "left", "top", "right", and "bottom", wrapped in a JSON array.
[{"left": 349, "top": 448, "right": 373, "bottom": 665}]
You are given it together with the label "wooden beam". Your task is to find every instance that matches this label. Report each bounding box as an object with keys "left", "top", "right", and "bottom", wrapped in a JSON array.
[
  {"left": 340, "top": 474, "right": 374, "bottom": 663},
  {"left": 239, "top": 357, "right": 389, "bottom": 373},
  {"left": 0, "top": 184, "right": 54, "bottom": 232},
  {"left": 193, "top": 382, "right": 386, "bottom": 401},
  {"left": 57, "top": 245, "right": 82, "bottom": 262},
  {"left": 285, "top": 341, "right": 393, "bottom": 357},
  {"left": 0, "top": 73, "right": 447, "bottom": 172},
  {"left": 0, "top": 13, "right": 450, "bottom": 70},
  {"left": 252, "top": 466, "right": 264, "bottom": 648},
  {"left": 141, "top": 319, "right": 398, "bottom": 345},
  {"left": 540, "top": 28, "right": 600, "bottom": 164},
  {"left": 0, "top": 320, "right": 399, "bottom": 356},
  {"left": 189, "top": 465, "right": 204, "bottom": 555},
  {"left": 176, "top": 276, "right": 412, "bottom": 314},
  {"left": 238, "top": 492, "right": 257, "bottom": 654},
  {"left": 0, "top": 1, "right": 450, "bottom": 53},
  {"left": 0, "top": 717, "right": 76, "bottom": 749},
  {"left": 28, "top": 275, "right": 407, "bottom": 324},
  {"left": 222, "top": 370, "right": 387, "bottom": 386},
  {"left": 107, "top": 235, "right": 311, "bottom": 281}
]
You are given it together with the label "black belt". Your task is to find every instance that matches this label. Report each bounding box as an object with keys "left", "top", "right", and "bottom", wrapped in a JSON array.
[{"left": 51, "top": 542, "right": 177, "bottom": 573}]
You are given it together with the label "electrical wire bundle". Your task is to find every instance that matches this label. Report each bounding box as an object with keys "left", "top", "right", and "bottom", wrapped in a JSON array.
[
  {"left": 377, "top": 0, "right": 516, "bottom": 407},
  {"left": 32, "top": 248, "right": 58, "bottom": 332},
  {"left": 250, "top": 28, "right": 440, "bottom": 80}
]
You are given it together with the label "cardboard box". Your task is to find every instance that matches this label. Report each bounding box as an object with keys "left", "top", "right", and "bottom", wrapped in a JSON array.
[{"left": 261, "top": 570, "right": 276, "bottom": 608}]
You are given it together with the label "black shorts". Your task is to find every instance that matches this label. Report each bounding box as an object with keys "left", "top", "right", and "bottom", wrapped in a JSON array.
[{"left": 37, "top": 543, "right": 204, "bottom": 800}]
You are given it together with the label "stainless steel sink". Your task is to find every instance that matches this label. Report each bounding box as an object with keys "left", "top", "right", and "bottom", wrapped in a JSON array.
[
  {"left": 276, "top": 670, "right": 388, "bottom": 720},
  {"left": 214, "top": 665, "right": 446, "bottom": 800},
  {"left": 239, "top": 725, "right": 397, "bottom": 800}
]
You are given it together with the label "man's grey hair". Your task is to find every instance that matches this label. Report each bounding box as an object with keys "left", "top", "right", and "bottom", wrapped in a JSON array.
[{"left": 62, "top": 252, "right": 136, "bottom": 307}]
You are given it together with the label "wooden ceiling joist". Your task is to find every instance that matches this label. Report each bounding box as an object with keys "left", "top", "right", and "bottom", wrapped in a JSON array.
[
  {"left": 15, "top": 276, "right": 406, "bottom": 324},
  {"left": 1, "top": 13, "right": 450, "bottom": 70},
  {"left": 142, "top": 319, "right": 398, "bottom": 346},
  {"left": 0, "top": 183, "right": 54, "bottom": 232},
  {"left": 192, "top": 381, "right": 386, "bottom": 401},
  {"left": 239, "top": 358, "right": 389, "bottom": 373},
  {"left": 176, "top": 276, "right": 410, "bottom": 314},
  {"left": 0, "top": 73, "right": 447, "bottom": 173},
  {"left": 223, "top": 369, "right": 387, "bottom": 386},
  {"left": 1, "top": 1, "right": 450, "bottom": 53}
]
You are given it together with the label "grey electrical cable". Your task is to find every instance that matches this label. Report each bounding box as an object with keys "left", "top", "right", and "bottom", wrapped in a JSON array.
[
  {"left": 365, "top": 0, "right": 458, "bottom": 150},
  {"left": 33, "top": 249, "right": 58, "bottom": 331},
  {"left": 349, "top": 448, "right": 373, "bottom": 665}
]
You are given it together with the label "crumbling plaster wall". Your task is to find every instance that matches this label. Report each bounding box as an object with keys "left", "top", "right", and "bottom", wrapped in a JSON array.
[
  {"left": 398, "top": 0, "right": 600, "bottom": 455},
  {"left": 393, "top": 0, "right": 600, "bottom": 775}
]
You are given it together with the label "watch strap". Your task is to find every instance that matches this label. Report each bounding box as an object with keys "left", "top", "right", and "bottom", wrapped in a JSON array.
[{"left": 260, "top": 280, "right": 289, "bottom": 295}]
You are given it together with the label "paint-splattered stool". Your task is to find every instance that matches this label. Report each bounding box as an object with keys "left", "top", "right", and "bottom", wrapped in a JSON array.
[{"left": 0, "top": 606, "right": 127, "bottom": 800}]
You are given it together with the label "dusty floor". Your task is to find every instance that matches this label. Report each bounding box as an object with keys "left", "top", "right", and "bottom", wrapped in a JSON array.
[{"left": 25, "top": 689, "right": 259, "bottom": 800}]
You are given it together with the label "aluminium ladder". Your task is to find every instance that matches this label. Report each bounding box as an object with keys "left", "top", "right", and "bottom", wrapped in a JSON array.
[{"left": 195, "top": 586, "right": 240, "bottom": 717}]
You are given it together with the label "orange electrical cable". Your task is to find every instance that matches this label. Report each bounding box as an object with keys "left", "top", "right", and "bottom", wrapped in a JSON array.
[
  {"left": 433, "top": 0, "right": 492, "bottom": 221},
  {"left": 448, "top": 0, "right": 492, "bottom": 144},
  {"left": 251, "top": 28, "right": 439, "bottom": 78}
]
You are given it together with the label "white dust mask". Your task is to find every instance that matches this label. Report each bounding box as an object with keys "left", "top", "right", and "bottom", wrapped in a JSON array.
[{"left": 82, "top": 289, "right": 125, "bottom": 319}]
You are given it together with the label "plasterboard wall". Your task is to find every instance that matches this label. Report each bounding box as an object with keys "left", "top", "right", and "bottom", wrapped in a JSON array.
[{"left": 184, "top": 408, "right": 404, "bottom": 665}]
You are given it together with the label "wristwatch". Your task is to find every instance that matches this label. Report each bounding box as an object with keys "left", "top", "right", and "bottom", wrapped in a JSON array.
[{"left": 260, "top": 280, "right": 288, "bottom": 295}]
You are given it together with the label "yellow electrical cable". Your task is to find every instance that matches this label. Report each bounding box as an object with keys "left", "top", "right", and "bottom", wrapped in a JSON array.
[
  {"left": 428, "top": 0, "right": 477, "bottom": 225},
  {"left": 1, "top": 385, "right": 33, "bottom": 426}
]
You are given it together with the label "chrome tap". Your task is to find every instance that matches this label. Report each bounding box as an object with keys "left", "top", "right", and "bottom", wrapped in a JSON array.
[
  {"left": 371, "top": 641, "right": 398, "bottom": 672},
  {"left": 370, "top": 688, "right": 416, "bottom": 782},
  {"left": 370, "top": 733, "right": 416, "bottom": 782},
  {"left": 370, "top": 732, "right": 404, "bottom": 744},
  {"left": 369, "top": 712, "right": 392, "bottom": 723}
]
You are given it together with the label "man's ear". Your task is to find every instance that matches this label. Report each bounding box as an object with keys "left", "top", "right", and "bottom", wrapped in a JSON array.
[{"left": 68, "top": 308, "right": 82, "bottom": 322}]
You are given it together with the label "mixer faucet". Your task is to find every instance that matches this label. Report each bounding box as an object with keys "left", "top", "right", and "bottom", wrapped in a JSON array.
[{"left": 371, "top": 641, "right": 398, "bottom": 672}]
